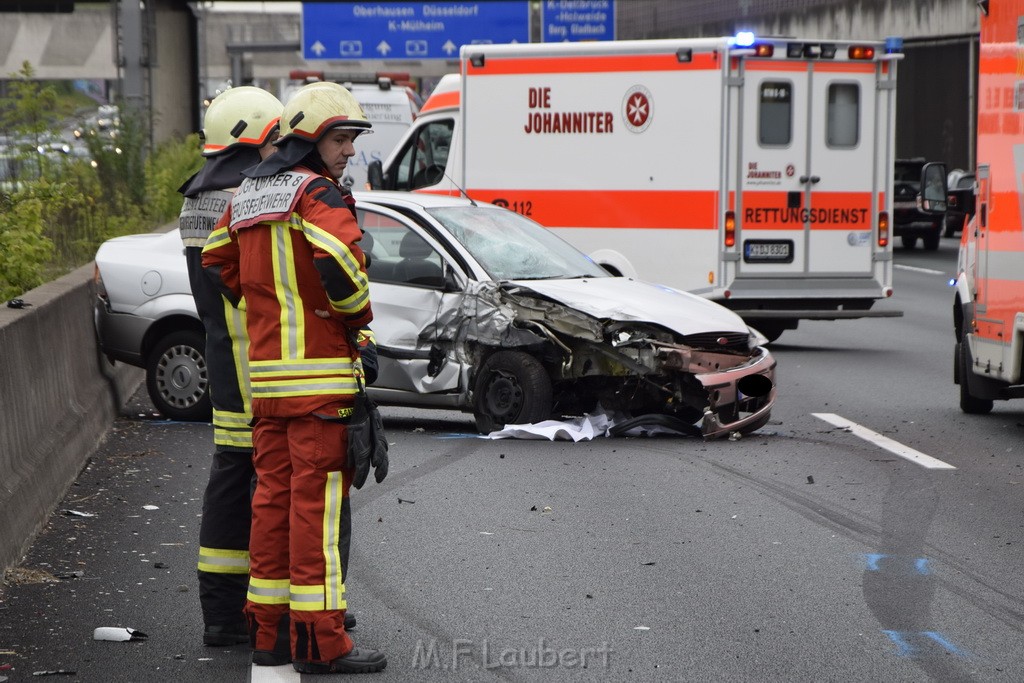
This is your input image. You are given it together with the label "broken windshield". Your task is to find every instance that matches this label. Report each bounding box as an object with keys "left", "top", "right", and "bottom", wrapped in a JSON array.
[{"left": 427, "top": 206, "right": 609, "bottom": 281}]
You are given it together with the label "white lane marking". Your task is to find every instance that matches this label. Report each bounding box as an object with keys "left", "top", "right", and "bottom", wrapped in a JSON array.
[
  {"left": 894, "top": 264, "right": 945, "bottom": 276},
  {"left": 251, "top": 663, "right": 299, "bottom": 683},
  {"left": 812, "top": 413, "right": 957, "bottom": 470}
]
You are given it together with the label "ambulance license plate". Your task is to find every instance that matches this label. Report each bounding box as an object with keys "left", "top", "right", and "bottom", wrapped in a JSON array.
[{"left": 743, "top": 240, "right": 793, "bottom": 263}]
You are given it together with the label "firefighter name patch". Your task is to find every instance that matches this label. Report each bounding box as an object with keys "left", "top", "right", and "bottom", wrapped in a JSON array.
[{"left": 231, "top": 171, "right": 313, "bottom": 228}]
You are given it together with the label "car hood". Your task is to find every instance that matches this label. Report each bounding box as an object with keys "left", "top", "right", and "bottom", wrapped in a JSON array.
[{"left": 507, "top": 277, "right": 749, "bottom": 336}]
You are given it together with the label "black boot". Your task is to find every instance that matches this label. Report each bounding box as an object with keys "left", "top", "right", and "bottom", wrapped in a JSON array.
[
  {"left": 203, "top": 621, "right": 249, "bottom": 646},
  {"left": 293, "top": 647, "right": 387, "bottom": 674}
]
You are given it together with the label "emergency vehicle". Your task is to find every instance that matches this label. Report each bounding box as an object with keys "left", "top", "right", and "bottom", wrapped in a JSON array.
[
  {"left": 369, "top": 35, "right": 904, "bottom": 342},
  {"left": 953, "top": 0, "right": 1024, "bottom": 413},
  {"left": 285, "top": 71, "right": 421, "bottom": 190}
]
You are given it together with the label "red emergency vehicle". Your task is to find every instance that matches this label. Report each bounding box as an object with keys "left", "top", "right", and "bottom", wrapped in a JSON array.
[{"left": 954, "top": 0, "right": 1024, "bottom": 412}]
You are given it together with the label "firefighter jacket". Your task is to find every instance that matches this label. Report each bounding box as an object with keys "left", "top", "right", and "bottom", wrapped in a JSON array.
[
  {"left": 202, "top": 165, "right": 373, "bottom": 417},
  {"left": 179, "top": 185, "right": 253, "bottom": 450}
]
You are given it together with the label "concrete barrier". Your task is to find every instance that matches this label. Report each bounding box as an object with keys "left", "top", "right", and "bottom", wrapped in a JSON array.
[{"left": 0, "top": 262, "right": 143, "bottom": 573}]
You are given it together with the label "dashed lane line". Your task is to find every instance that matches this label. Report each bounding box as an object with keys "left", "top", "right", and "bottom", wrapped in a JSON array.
[
  {"left": 251, "top": 663, "right": 299, "bottom": 683},
  {"left": 812, "top": 413, "right": 957, "bottom": 470},
  {"left": 894, "top": 263, "right": 945, "bottom": 276}
]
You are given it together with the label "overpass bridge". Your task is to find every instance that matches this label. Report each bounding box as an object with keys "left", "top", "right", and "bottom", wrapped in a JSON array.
[{"left": 0, "top": 1, "right": 455, "bottom": 144}]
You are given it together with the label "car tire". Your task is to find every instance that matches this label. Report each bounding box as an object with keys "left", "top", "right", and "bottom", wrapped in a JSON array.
[
  {"left": 473, "top": 350, "right": 552, "bottom": 434},
  {"left": 923, "top": 231, "right": 941, "bottom": 251},
  {"left": 943, "top": 216, "right": 957, "bottom": 238},
  {"left": 956, "top": 341, "right": 994, "bottom": 415},
  {"left": 900, "top": 235, "right": 918, "bottom": 249},
  {"left": 145, "top": 329, "right": 212, "bottom": 421}
]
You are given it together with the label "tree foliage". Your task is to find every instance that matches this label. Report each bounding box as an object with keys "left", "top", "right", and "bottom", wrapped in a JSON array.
[{"left": 0, "top": 62, "right": 202, "bottom": 300}]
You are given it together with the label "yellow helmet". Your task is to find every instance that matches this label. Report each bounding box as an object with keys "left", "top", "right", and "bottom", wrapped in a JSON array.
[
  {"left": 201, "top": 86, "right": 283, "bottom": 157},
  {"left": 279, "top": 81, "right": 372, "bottom": 142}
]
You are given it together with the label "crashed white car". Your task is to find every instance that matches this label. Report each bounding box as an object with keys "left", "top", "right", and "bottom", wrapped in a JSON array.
[{"left": 94, "top": 191, "right": 776, "bottom": 438}]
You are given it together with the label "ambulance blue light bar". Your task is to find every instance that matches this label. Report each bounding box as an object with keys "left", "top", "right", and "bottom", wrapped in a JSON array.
[{"left": 734, "top": 31, "right": 756, "bottom": 47}]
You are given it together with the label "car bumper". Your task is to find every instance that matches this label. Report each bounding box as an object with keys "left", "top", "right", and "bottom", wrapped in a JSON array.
[
  {"left": 93, "top": 296, "right": 151, "bottom": 368},
  {"left": 665, "top": 346, "right": 777, "bottom": 439}
]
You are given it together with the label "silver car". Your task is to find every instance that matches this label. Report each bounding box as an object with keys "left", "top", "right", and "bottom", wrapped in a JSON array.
[{"left": 94, "top": 191, "right": 776, "bottom": 438}]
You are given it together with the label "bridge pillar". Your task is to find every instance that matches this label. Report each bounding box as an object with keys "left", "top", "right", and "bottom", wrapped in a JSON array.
[{"left": 116, "top": 0, "right": 195, "bottom": 146}]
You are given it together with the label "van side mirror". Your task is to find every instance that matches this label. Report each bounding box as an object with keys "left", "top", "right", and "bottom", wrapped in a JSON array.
[
  {"left": 920, "top": 162, "right": 947, "bottom": 213},
  {"left": 367, "top": 160, "right": 385, "bottom": 190}
]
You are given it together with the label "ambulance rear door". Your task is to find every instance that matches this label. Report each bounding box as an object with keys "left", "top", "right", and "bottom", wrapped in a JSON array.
[{"left": 733, "top": 45, "right": 880, "bottom": 282}]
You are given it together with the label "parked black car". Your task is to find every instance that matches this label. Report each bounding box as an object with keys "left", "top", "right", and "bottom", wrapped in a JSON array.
[
  {"left": 944, "top": 169, "right": 976, "bottom": 237},
  {"left": 893, "top": 158, "right": 947, "bottom": 250}
]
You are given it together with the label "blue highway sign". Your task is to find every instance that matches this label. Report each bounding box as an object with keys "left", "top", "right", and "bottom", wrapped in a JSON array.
[
  {"left": 302, "top": 2, "right": 530, "bottom": 61},
  {"left": 541, "top": 0, "right": 615, "bottom": 42}
]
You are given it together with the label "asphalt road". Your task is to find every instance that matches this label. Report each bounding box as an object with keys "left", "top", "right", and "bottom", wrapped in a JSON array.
[{"left": 2, "top": 235, "right": 1023, "bottom": 682}]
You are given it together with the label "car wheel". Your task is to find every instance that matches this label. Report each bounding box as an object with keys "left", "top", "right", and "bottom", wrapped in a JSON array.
[
  {"left": 943, "top": 216, "right": 957, "bottom": 238},
  {"left": 956, "top": 341, "right": 993, "bottom": 415},
  {"left": 145, "top": 329, "right": 212, "bottom": 421},
  {"left": 473, "top": 350, "right": 552, "bottom": 434},
  {"left": 900, "top": 235, "right": 918, "bottom": 249},
  {"left": 923, "top": 231, "right": 941, "bottom": 251}
]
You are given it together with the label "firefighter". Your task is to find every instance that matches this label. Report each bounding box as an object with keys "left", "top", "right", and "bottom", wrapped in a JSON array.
[
  {"left": 178, "top": 85, "right": 283, "bottom": 647},
  {"left": 202, "top": 81, "right": 386, "bottom": 674}
]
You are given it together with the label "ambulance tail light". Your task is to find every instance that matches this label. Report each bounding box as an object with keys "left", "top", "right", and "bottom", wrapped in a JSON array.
[
  {"left": 725, "top": 211, "right": 736, "bottom": 247},
  {"left": 877, "top": 211, "right": 890, "bottom": 247},
  {"left": 849, "top": 45, "right": 876, "bottom": 60}
]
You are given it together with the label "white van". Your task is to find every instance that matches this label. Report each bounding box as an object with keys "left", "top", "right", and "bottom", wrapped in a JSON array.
[{"left": 283, "top": 73, "right": 420, "bottom": 189}]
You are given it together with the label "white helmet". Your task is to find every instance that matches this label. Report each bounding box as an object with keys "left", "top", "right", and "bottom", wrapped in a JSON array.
[
  {"left": 278, "top": 81, "right": 372, "bottom": 142},
  {"left": 201, "top": 86, "right": 283, "bottom": 157}
]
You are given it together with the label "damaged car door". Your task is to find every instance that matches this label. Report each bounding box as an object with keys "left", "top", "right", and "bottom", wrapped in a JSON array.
[{"left": 358, "top": 206, "right": 466, "bottom": 404}]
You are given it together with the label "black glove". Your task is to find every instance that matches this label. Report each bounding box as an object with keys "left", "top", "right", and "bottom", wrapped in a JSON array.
[
  {"left": 347, "top": 396, "right": 373, "bottom": 489},
  {"left": 369, "top": 400, "right": 388, "bottom": 484},
  {"left": 349, "top": 395, "right": 388, "bottom": 489}
]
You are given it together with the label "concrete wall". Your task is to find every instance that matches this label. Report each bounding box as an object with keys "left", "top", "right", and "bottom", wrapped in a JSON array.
[{"left": 0, "top": 263, "right": 142, "bottom": 573}]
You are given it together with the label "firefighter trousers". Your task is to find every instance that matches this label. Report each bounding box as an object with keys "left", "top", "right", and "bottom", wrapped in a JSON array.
[
  {"left": 196, "top": 447, "right": 253, "bottom": 628},
  {"left": 246, "top": 410, "right": 354, "bottom": 663}
]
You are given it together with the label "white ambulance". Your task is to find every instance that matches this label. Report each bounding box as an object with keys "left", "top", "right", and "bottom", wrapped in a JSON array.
[
  {"left": 953, "top": 0, "right": 1024, "bottom": 413},
  {"left": 285, "top": 71, "right": 421, "bottom": 190},
  {"left": 369, "top": 35, "right": 904, "bottom": 342}
]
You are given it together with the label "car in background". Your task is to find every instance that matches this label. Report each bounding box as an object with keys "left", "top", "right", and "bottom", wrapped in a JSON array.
[
  {"left": 944, "top": 169, "right": 975, "bottom": 237},
  {"left": 93, "top": 192, "right": 777, "bottom": 438},
  {"left": 893, "top": 158, "right": 947, "bottom": 250}
]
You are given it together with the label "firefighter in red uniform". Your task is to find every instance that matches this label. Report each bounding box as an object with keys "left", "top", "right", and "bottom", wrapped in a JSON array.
[
  {"left": 202, "top": 81, "right": 386, "bottom": 674},
  {"left": 178, "top": 86, "right": 283, "bottom": 646}
]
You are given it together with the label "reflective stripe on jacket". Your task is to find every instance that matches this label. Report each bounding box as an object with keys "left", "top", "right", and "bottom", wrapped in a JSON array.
[{"left": 202, "top": 166, "right": 372, "bottom": 416}]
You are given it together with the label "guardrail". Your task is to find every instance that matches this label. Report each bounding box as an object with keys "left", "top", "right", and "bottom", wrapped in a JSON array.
[{"left": 0, "top": 262, "right": 142, "bottom": 573}]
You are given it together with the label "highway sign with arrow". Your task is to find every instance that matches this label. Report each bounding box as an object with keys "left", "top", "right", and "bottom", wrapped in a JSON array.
[{"left": 302, "top": 2, "right": 530, "bottom": 61}]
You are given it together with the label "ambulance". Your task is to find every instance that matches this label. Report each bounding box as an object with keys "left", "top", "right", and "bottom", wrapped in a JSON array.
[
  {"left": 368, "top": 35, "right": 906, "bottom": 342},
  {"left": 285, "top": 70, "right": 421, "bottom": 190},
  {"left": 953, "top": 0, "right": 1024, "bottom": 413}
]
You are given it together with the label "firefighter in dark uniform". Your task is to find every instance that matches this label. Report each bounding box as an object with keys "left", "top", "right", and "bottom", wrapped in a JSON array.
[{"left": 178, "top": 86, "right": 282, "bottom": 646}]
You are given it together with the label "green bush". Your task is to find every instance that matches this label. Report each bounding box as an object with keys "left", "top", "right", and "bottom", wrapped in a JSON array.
[{"left": 0, "top": 62, "right": 203, "bottom": 300}]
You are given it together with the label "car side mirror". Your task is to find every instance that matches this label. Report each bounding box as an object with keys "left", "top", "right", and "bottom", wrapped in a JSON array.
[
  {"left": 920, "top": 162, "right": 947, "bottom": 213},
  {"left": 367, "top": 160, "right": 385, "bottom": 190},
  {"left": 442, "top": 262, "right": 461, "bottom": 292}
]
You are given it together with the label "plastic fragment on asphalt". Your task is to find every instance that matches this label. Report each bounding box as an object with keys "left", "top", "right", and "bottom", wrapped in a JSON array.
[
  {"left": 31, "top": 672, "right": 75, "bottom": 677},
  {"left": 93, "top": 627, "right": 148, "bottom": 642},
  {"left": 634, "top": 626, "right": 650, "bottom": 631},
  {"left": 61, "top": 509, "right": 95, "bottom": 517},
  {"left": 142, "top": 505, "right": 159, "bottom": 510}
]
